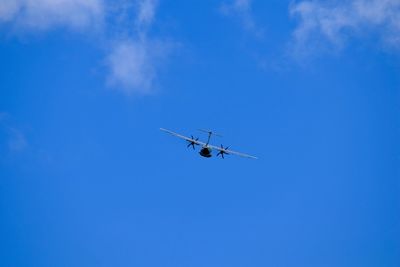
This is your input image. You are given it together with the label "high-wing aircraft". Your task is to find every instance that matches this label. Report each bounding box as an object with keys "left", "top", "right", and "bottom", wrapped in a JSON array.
[{"left": 160, "top": 128, "right": 257, "bottom": 159}]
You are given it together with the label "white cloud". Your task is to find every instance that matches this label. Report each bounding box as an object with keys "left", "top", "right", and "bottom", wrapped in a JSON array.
[
  {"left": 290, "top": 0, "right": 400, "bottom": 52},
  {"left": 220, "top": 0, "right": 263, "bottom": 37},
  {"left": 136, "top": 0, "right": 157, "bottom": 29},
  {"left": 0, "top": 0, "right": 172, "bottom": 96},
  {"left": 106, "top": 37, "right": 173, "bottom": 95},
  {"left": 0, "top": 1, "right": 19, "bottom": 22},
  {"left": 105, "top": 0, "right": 172, "bottom": 95},
  {"left": 106, "top": 39, "right": 155, "bottom": 94},
  {"left": 0, "top": 0, "right": 104, "bottom": 31}
]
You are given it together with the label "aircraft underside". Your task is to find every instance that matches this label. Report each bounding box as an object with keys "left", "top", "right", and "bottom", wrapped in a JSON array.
[{"left": 199, "top": 147, "right": 212, "bottom": 158}]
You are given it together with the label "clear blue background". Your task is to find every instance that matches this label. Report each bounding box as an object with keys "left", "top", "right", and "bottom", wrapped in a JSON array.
[{"left": 1, "top": 1, "right": 399, "bottom": 267}]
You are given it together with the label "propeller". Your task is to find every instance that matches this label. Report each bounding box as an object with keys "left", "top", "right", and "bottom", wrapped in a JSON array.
[
  {"left": 216, "top": 144, "right": 229, "bottom": 159},
  {"left": 187, "top": 135, "right": 199, "bottom": 150}
]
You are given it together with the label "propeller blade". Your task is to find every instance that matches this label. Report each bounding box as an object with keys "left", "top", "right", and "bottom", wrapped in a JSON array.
[
  {"left": 187, "top": 135, "right": 200, "bottom": 150},
  {"left": 187, "top": 141, "right": 196, "bottom": 149},
  {"left": 217, "top": 149, "right": 226, "bottom": 159}
]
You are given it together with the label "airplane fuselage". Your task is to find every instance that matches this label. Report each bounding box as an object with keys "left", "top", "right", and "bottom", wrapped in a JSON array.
[{"left": 199, "top": 147, "right": 212, "bottom": 158}]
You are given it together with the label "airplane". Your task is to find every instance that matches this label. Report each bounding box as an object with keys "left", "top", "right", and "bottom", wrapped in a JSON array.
[{"left": 160, "top": 128, "right": 257, "bottom": 159}]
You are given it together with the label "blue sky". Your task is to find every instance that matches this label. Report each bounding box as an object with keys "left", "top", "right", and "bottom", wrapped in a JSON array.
[{"left": 0, "top": 0, "right": 399, "bottom": 266}]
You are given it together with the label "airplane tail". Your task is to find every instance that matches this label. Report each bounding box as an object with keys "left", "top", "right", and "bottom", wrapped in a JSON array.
[{"left": 197, "top": 129, "right": 222, "bottom": 137}]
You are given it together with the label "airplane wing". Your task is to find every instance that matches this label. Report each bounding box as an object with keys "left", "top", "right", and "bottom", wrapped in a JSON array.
[
  {"left": 160, "top": 128, "right": 206, "bottom": 146},
  {"left": 208, "top": 144, "right": 258, "bottom": 159}
]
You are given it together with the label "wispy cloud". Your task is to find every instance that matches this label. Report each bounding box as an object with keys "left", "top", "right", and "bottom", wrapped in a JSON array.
[
  {"left": 106, "top": 39, "right": 158, "bottom": 95},
  {"left": 0, "top": 112, "right": 28, "bottom": 154},
  {"left": 6, "top": 127, "right": 27, "bottom": 152},
  {"left": 0, "top": 0, "right": 173, "bottom": 95},
  {"left": 136, "top": 0, "right": 157, "bottom": 29},
  {"left": 0, "top": 0, "right": 104, "bottom": 31},
  {"left": 220, "top": 0, "right": 263, "bottom": 37},
  {"left": 105, "top": 0, "right": 173, "bottom": 95},
  {"left": 290, "top": 0, "right": 400, "bottom": 54}
]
